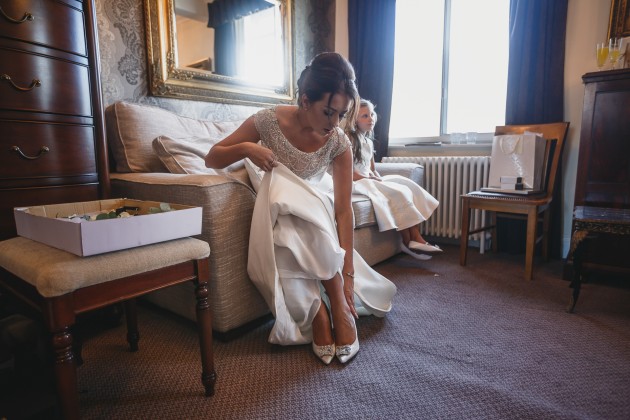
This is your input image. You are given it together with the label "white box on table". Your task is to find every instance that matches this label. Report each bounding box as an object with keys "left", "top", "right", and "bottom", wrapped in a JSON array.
[{"left": 14, "top": 198, "right": 202, "bottom": 256}]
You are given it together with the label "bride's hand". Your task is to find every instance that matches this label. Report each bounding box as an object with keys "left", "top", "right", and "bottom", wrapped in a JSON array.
[{"left": 250, "top": 144, "right": 278, "bottom": 171}]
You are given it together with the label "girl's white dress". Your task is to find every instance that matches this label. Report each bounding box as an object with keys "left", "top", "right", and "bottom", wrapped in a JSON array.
[
  {"left": 353, "top": 134, "right": 439, "bottom": 232},
  {"left": 246, "top": 108, "right": 396, "bottom": 346}
]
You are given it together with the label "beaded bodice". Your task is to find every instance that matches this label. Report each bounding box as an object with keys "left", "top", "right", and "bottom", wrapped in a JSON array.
[{"left": 254, "top": 107, "right": 350, "bottom": 180}]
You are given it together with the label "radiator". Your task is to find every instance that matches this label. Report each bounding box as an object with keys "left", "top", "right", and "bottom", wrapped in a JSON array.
[{"left": 382, "top": 156, "right": 491, "bottom": 245}]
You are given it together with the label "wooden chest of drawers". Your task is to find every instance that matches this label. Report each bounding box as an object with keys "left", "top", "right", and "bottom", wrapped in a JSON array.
[{"left": 0, "top": 0, "right": 109, "bottom": 240}]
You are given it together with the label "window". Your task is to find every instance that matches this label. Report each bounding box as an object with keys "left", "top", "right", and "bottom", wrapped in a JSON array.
[
  {"left": 389, "top": 0, "right": 509, "bottom": 144},
  {"left": 235, "top": 6, "right": 284, "bottom": 87}
]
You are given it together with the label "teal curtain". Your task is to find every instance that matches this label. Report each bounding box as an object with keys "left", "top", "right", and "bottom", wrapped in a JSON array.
[
  {"left": 207, "top": 0, "right": 274, "bottom": 27},
  {"left": 348, "top": 0, "right": 396, "bottom": 162},
  {"left": 207, "top": 0, "right": 274, "bottom": 77},
  {"left": 506, "top": 0, "right": 568, "bottom": 124},
  {"left": 500, "top": 0, "right": 568, "bottom": 258}
]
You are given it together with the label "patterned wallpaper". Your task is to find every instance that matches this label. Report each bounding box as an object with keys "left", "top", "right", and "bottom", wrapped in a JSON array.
[{"left": 94, "top": 0, "right": 335, "bottom": 121}]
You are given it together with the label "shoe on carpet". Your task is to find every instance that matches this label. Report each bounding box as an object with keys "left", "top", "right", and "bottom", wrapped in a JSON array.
[{"left": 312, "top": 342, "right": 335, "bottom": 365}]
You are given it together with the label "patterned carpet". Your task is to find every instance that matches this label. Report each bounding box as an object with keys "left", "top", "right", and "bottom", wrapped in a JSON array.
[{"left": 72, "top": 245, "right": 630, "bottom": 419}]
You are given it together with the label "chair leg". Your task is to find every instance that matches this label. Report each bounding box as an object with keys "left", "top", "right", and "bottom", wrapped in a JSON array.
[
  {"left": 525, "top": 208, "right": 538, "bottom": 281},
  {"left": 541, "top": 208, "right": 551, "bottom": 262},
  {"left": 460, "top": 197, "right": 471, "bottom": 266}
]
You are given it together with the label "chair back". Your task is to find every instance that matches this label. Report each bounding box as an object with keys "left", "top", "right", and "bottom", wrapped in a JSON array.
[{"left": 494, "top": 123, "right": 570, "bottom": 199}]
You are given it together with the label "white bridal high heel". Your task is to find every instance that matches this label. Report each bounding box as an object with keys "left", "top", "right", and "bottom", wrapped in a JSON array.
[
  {"left": 335, "top": 317, "right": 359, "bottom": 364},
  {"left": 312, "top": 342, "right": 335, "bottom": 365}
]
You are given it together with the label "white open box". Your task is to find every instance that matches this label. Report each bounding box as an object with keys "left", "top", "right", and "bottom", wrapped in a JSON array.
[{"left": 14, "top": 198, "right": 202, "bottom": 256}]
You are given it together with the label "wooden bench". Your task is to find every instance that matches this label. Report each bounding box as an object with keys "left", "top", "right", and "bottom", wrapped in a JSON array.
[{"left": 0, "top": 236, "right": 215, "bottom": 420}]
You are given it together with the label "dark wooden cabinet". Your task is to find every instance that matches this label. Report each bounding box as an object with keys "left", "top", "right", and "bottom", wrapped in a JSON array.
[
  {"left": 565, "top": 69, "right": 630, "bottom": 280},
  {"left": 0, "top": 0, "right": 109, "bottom": 240},
  {"left": 574, "top": 69, "right": 630, "bottom": 208}
]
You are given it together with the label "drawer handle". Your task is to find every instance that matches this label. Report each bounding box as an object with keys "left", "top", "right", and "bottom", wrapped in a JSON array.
[
  {"left": 0, "top": 7, "right": 34, "bottom": 23},
  {"left": 1, "top": 74, "right": 41, "bottom": 91},
  {"left": 11, "top": 145, "right": 49, "bottom": 160}
]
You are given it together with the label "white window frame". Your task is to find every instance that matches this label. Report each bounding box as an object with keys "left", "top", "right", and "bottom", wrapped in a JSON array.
[{"left": 389, "top": 0, "right": 508, "bottom": 147}]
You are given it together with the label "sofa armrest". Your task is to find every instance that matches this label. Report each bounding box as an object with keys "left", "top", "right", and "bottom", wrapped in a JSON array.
[
  {"left": 375, "top": 162, "right": 424, "bottom": 186},
  {"left": 110, "top": 170, "right": 270, "bottom": 332}
]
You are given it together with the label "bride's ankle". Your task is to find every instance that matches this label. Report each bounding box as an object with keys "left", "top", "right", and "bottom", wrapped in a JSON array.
[
  {"left": 312, "top": 307, "right": 333, "bottom": 345},
  {"left": 333, "top": 312, "right": 356, "bottom": 346}
]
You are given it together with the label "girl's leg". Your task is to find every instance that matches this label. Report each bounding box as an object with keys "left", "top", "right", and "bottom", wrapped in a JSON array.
[
  {"left": 408, "top": 225, "right": 442, "bottom": 253},
  {"left": 400, "top": 228, "right": 412, "bottom": 246},
  {"left": 408, "top": 225, "right": 426, "bottom": 243},
  {"left": 400, "top": 226, "right": 426, "bottom": 245},
  {"left": 321, "top": 273, "right": 356, "bottom": 346}
]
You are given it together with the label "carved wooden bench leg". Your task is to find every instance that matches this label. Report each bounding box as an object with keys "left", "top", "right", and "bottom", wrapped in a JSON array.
[
  {"left": 194, "top": 258, "right": 216, "bottom": 396},
  {"left": 124, "top": 299, "right": 140, "bottom": 352},
  {"left": 51, "top": 325, "right": 79, "bottom": 420}
]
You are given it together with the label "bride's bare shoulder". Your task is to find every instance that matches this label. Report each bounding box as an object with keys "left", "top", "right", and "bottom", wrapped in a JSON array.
[{"left": 274, "top": 105, "right": 298, "bottom": 124}]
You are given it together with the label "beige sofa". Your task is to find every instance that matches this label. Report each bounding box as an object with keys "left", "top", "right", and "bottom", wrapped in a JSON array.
[{"left": 105, "top": 101, "right": 424, "bottom": 336}]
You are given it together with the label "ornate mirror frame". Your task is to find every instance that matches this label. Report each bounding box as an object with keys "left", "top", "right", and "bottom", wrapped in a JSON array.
[{"left": 145, "top": 0, "right": 295, "bottom": 106}]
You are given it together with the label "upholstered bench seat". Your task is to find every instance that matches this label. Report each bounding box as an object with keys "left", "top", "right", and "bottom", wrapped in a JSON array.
[
  {"left": 0, "top": 236, "right": 215, "bottom": 420},
  {"left": 0, "top": 236, "right": 210, "bottom": 297}
]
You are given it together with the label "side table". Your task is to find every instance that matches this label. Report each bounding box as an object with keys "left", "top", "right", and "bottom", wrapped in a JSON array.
[
  {"left": 0, "top": 236, "right": 215, "bottom": 420},
  {"left": 567, "top": 206, "right": 630, "bottom": 312}
]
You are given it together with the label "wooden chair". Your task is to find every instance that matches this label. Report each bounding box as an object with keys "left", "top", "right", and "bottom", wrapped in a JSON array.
[{"left": 459, "top": 122, "right": 570, "bottom": 280}]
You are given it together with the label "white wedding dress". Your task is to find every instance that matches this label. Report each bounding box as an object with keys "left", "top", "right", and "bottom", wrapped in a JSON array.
[{"left": 245, "top": 108, "right": 396, "bottom": 346}]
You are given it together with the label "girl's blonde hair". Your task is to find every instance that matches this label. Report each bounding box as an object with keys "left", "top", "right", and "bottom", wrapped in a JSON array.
[{"left": 345, "top": 99, "right": 377, "bottom": 166}]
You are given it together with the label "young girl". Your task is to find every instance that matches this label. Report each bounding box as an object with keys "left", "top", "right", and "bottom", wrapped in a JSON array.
[{"left": 346, "top": 99, "right": 442, "bottom": 259}]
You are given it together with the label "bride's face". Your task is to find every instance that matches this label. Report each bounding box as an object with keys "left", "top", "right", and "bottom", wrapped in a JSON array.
[{"left": 304, "top": 92, "right": 351, "bottom": 138}]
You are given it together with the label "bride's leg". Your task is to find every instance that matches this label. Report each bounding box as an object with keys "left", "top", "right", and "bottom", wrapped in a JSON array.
[
  {"left": 321, "top": 273, "right": 356, "bottom": 346},
  {"left": 312, "top": 294, "right": 334, "bottom": 346}
]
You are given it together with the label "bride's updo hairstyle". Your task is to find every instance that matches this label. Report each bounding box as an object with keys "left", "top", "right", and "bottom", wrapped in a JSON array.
[{"left": 296, "top": 52, "right": 360, "bottom": 125}]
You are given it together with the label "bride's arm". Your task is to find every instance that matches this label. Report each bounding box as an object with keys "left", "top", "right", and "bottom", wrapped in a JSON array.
[
  {"left": 205, "top": 116, "right": 277, "bottom": 171},
  {"left": 332, "top": 145, "right": 357, "bottom": 318}
]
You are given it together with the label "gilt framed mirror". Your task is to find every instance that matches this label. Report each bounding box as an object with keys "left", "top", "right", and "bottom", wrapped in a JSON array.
[{"left": 145, "top": 0, "right": 295, "bottom": 106}]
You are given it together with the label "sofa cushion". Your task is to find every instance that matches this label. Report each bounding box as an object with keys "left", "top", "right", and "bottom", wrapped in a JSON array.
[
  {"left": 153, "top": 135, "right": 241, "bottom": 175},
  {"left": 106, "top": 101, "right": 245, "bottom": 173}
]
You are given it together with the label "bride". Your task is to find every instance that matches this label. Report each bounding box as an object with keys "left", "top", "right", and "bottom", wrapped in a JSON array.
[{"left": 205, "top": 52, "right": 396, "bottom": 365}]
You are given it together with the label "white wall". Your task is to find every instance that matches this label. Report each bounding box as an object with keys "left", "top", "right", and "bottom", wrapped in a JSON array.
[
  {"left": 334, "top": 0, "right": 616, "bottom": 256},
  {"left": 563, "top": 0, "right": 613, "bottom": 256},
  {"left": 176, "top": 0, "right": 208, "bottom": 21},
  {"left": 176, "top": 16, "right": 214, "bottom": 68},
  {"left": 335, "top": 0, "right": 349, "bottom": 58}
]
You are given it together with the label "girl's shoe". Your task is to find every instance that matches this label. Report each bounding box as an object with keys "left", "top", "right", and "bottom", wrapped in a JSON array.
[
  {"left": 335, "top": 318, "right": 359, "bottom": 364},
  {"left": 400, "top": 242, "right": 433, "bottom": 260},
  {"left": 312, "top": 342, "right": 335, "bottom": 365},
  {"left": 408, "top": 240, "right": 442, "bottom": 253}
]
